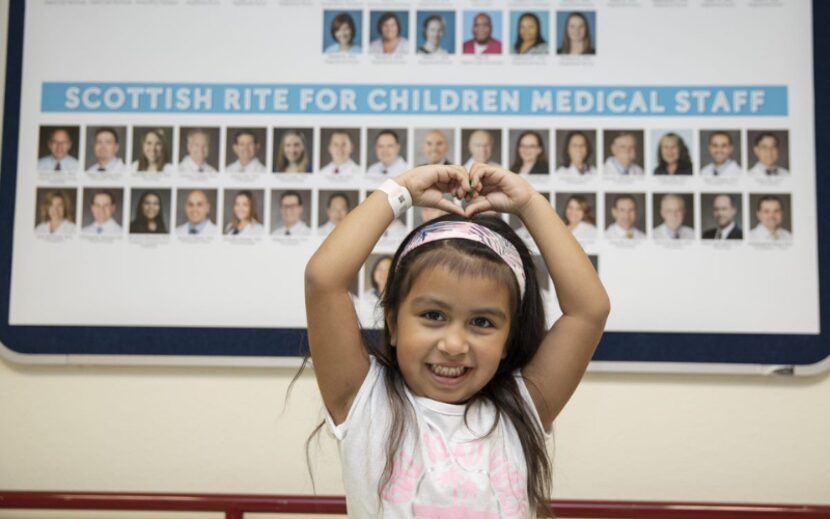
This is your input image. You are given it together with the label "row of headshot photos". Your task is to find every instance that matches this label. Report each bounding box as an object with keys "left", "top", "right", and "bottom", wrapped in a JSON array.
[
  {"left": 37, "top": 125, "right": 792, "bottom": 179},
  {"left": 34, "top": 187, "right": 404, "bottom": 238},
  {"left": 35, "top": 187, "right": 793, "bottom": 243},
  {"left": 323, "top": 10, "right": 596, "bottom": 56},
  {"left": 522, "top": 191, "right": 793, "bottom": 243}
]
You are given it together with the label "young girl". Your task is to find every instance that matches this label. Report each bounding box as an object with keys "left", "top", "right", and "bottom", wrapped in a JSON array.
[{"left": 305, "top": 164, "right": 609, "bottom": 517}]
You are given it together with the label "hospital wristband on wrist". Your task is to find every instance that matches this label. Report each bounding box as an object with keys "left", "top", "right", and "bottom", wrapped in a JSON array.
[{"left": 378, "top": 179, "right": 412, "bottom": 219}]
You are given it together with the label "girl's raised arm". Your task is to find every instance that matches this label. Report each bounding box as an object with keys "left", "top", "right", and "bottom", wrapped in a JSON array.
[
  {"left": 465, "top": 164, "right": 610, "bottom": 430},
  {"left": 305, "top": 165, "right": 469, "bottom": 424}
]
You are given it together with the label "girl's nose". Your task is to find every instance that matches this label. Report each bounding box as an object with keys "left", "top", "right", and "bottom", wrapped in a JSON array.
[{"left": 437, "top": 327, "right": 469, "bottom": 356}]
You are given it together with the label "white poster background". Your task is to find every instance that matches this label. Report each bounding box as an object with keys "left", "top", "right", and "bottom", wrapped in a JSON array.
[{"left": 8, "top": 0, "right": 818, "bottom": 335}]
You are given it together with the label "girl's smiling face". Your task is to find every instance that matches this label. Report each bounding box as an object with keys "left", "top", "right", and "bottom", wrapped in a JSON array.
[{"left": 390, "top": 263, "right": 513, "bottom": 404}]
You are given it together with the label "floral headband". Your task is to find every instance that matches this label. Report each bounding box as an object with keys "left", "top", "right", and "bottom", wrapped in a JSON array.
[{"left": 398, "top": 220, "right": 527, "bottom": 299}]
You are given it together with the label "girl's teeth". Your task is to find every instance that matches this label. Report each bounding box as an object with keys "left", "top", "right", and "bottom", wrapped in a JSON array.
[{"left": 430, "top": 364, "right": 466, "bottom": 377}]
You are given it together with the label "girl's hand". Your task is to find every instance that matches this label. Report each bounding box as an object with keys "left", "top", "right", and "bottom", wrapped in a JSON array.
[
  {"left": 396, "top": 165, "right": 470, "bottom": 216},
  {"left": 464, "top": 163, "right": 535, "bottom": 217}
]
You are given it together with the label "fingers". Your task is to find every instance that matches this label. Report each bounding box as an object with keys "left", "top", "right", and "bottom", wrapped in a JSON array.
[
  {"left": 463, "top": 196, "right": 493, "bottom": 217},
  {"left": 435, "top": 165, "right": 471, "bottom": 193},
  {"left": 436, "top": 197, "right": 465, "bottom": 216},
  {"left": 469, "top": 162, "right": 504, "bottom": 190}
]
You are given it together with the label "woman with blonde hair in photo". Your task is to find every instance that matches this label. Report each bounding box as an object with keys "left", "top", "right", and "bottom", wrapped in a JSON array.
[
  {"left": 35, "top": 190, "right": 76, "bottom": 235},
  {"left": 275, "top": 130, "right": 311, "bottom": 173}
]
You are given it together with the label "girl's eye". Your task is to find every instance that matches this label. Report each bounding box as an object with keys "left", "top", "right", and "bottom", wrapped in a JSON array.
[
  {"left": 422, "top": 311, "right": 444, "bottom": 321},
  {"left": 471, "top": 317, "right": 494, "bottom": 328}
]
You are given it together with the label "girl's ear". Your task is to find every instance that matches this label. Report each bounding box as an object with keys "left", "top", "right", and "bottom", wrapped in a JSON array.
[{"left": 386, "top": 312, "right": 397, "bottom": 346}]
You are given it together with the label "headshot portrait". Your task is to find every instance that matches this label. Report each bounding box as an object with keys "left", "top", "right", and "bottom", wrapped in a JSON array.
[
  {"left": 273, "top": 128, "right": 313, "bottom": 174},
  {"left": 604, "top": 193, "right": 646, "bottom": 240},
  {"left": 319, "top": 128, "right": 361, "bottom": 175},
  {"left": 323, "top": 11, "right": 362, "bottom": 54},
  {"left": 462, "top": 128, "right": 502, "bottom": 170},
  {"left": 748, "top": 130, "right": 790, "bottom": 176},
  {"left": 510, "top": 11, "right": 549, "bottom": 55},
  {"left": 175, "top": 189, "right": 218, "bottom": 236},
  {"left": 369, "top": 11, "right": 409, "bottom": 55},
  {"left": 603, "top": 130, "right": 645, "bottom": 176},
  {"left": 131, "top": 127, "right": 173, "bottom": 173},
  {"left": 462, "top": 11, "right": 503, "bottom": 55},
  {"left": 318, "top": 190, "right": 358, "bottom": 237},
  {"left": 749, "top": 193, "right": 792, "bottom": 242},
  {"left": 129, "top": 189, "right": 171, "bottom": 235},
  {"left": 699, "top": 130, "right": 742, "bottom": 176},
  {"left": 416, "top": 11, "right": 455, "bottom": 55},
  {"left": 652, "top": 130, "right": 693, "bottom": 176},
  {"left": 178, "top": 127, "right": 220, "bottom": 173},
  {"left": 225, "top": 127, "right": 267, "bottom": 173},
  {"left": 556, "top": 193, "right": 598, "bottom": 241},
  {"left": 223, "top": 189, "right": 265, "bottom": 236},
  {"left": 81, "top": 188, "right": 123, "bottom": 236},
  {"left": 37, "top": 126, "right": 80, "bottom": 172},
  {"left": 364, "top": 254, "right": 393, "bottom": 302},
  {"left": 271, "top": 189, "right": 312, "bottom": 237},
  {"left": 35, "top": 188, "right": 77, "bottom": 236},
  {"left": 85, "top": 126, "right": 127, "bottom": 173},
  {"left": 652, "top": 193, "right": 695, "bottom": 240},
  {"left": 557, "top": 11, "right": 596, "bottom": 55},
  {"left": 509, "top": 129, "right": 550, "bottom": 175},
  {"left": 414, "top": 128, "right": 455, "bottom": 166},
  {"left": 701, "top": 193, "right": 743, "bottom": 240},
  {"left": 555, "top": 129, "right": 597, "bottom": 175},
  {"left": 366, "top": 129, "right": 408, "bottom": 176}
]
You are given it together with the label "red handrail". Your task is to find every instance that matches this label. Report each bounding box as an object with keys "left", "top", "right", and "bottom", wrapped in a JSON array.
[{"left": 1, "top": 492, "right": 829, "bottom": 518}]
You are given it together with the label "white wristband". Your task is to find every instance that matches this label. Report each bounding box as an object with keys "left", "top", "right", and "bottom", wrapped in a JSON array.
[{"left": 378, "top": 179, "right": 412, "bottom": 218}]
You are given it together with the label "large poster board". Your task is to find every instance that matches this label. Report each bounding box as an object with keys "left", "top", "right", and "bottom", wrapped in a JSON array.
[{"left": 1, "top": 0, "right": 827, "bottom": 373}]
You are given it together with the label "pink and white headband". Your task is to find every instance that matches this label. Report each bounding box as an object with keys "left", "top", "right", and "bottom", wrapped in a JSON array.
[{"left": 398, "top": 220, "right": 526, "bottom": 299}]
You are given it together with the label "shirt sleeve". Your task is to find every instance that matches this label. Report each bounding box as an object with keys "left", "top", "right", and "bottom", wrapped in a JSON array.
[{"left": 324, "top": 356, "right": 384, "bottom": 440}]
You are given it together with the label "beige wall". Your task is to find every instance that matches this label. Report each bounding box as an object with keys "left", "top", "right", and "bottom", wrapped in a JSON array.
[{"left": 1, "top": 4, "right": 829, "bottom": 513}]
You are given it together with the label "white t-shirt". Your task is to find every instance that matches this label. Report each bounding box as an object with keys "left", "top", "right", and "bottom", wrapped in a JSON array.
[{"left": 327, "top": 357, "right": 548, "bottom": 518}]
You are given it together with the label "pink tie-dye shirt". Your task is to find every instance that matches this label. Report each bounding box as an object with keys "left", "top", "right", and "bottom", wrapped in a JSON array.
[{"left": 326, "top": 357, "right": 550, "bottom": 518}]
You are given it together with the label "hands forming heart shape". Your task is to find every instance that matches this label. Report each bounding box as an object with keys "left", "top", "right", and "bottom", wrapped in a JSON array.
[{"left": 397, "top": 163, "right": 536, "bottom": 218}]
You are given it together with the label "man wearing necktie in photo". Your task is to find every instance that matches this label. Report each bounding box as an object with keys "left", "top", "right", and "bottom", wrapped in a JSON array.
[
  {"left": 81, "top": 189, "right": 122, "bottom": 236},
  {"left": 702, "top": 194, "right": 743, "bottom": 240},
  {"left": 272, "top": 190, "right": 310, "bottom": 237},
  {"left": 85, "top": 127, "right": 126, "bottom": 173},
  {"left": 605, "top": 194, "right": 646, "bottom": 240},
  {"left": 38, "top": 127, "right": 80, "bottom": 172},
  {"left": 226, "top": 129, "right": 266, "bottom": 173},
  {"left": 176, "top": 190, "right": 218, "bottom": 236},
  {"left": 750, "top": 195, "right": 792, "bottom": 242},
  {"left": 603, "top": 131, "right": 645, "bottom": 176},
  {"left": 319, "top": 129, "right": 359, "bottom": 176},
  {"left": 653, "top": 193, "right": 695, "bottom": 240},
  {"left": 748, "top": 131, "right": 790, "bottom": 177},
  {"left": 179, "top": 128, "right": 218, "bottom": 173},
  {"left": 366, "top": 130, "right": 408, "bottom": 176},
  {"left": 700, "top": 130, "right": 742, "bottom": 177}
]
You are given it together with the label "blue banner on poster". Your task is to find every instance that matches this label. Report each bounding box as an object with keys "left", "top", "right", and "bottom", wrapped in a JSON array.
[{"left": 41, "top": 83, "right": 787, "bottom": 116}]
